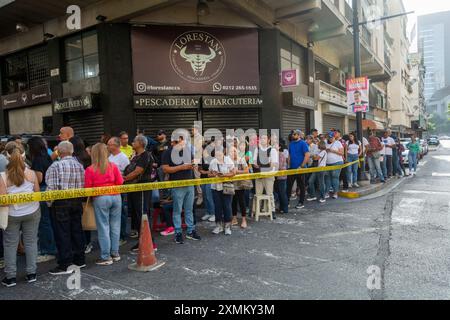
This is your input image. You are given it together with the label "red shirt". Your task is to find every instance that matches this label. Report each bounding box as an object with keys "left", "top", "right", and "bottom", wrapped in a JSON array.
[{"left": 85, "top": 163, "right": 124, "bottom": 194}]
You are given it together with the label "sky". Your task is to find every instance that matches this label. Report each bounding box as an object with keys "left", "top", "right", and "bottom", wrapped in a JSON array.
[{"left": 403, "top": 0, "right": 450, "bottom": 52}]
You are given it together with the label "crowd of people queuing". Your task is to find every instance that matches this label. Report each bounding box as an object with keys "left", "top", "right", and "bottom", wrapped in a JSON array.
[{"left": 0, "top": 125, "right": 420, "bottom": 287}]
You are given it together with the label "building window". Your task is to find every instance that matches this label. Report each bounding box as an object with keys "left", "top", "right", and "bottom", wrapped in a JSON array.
[
  {"left": 64, "top": 30, "right": 99, "bottom": 82},
  {"left": 279, "top": 36, "right": 308, "bottom": 86},
  {"left": 2, "top": 46, "right": 49, "bottom": 95}
]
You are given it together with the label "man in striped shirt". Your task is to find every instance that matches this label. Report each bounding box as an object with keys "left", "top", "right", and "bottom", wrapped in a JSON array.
[{"left": 45, "top": 141, "right": 86, "bottom": 275}]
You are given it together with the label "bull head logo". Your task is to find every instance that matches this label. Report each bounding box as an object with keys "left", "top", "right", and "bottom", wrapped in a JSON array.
[{"left": 180, "top": 47, "right": 217, "bottom": 76}]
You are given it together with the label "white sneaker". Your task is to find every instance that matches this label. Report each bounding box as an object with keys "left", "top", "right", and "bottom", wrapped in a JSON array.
[
  {"left": 332, "top": 194, "right": 338, "bottom": 199},
  {"left": 37, "top": 255, "right": 56, "bottom": 263},
  {"left": 201, "top": 214, "right": 211, "bottom": 221},
  {"left": 224, "top": 225, "right": 232, "bottom": 236},
  {"left": 208, "top": 215, "right": 216, "bottom": 222},
  {"left": 348, "top": 183, "right": 353, "bottom": 188},
  {"left": 84, "top": 243, "right": 94, "bottom": 254},
  {"left": 325, "top": 194, "right": 330, "bottom": 199},
  {"left": 212, "top": 224, "right": 224, "bottom": 234},
  {"left": 353, "top": 183, "right": 360, "bottom": 188}
]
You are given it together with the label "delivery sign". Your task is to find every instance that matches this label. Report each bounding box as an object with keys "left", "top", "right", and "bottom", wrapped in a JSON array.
[{"left": 346, "top": 77, "right": 369, "bottom": 113}]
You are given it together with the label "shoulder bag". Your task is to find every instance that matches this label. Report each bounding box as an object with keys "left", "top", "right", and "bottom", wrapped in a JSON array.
[
  {"left": 82, "top": 197, "right": 97, "bottom": 231},
  {"left": 219, "top": 163, "right": 235, "bottom": 196}
]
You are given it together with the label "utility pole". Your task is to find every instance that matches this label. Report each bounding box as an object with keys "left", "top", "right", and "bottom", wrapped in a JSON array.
[{"left": 352, "top": 0, "right": 363, "bottom": 145}]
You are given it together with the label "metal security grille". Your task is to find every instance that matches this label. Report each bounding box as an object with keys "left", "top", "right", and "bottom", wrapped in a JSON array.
[
  {"left": 135, "top": 110, "right": 199, "bottom": 138},
  {"left": 28, "top": 46, "right": 49, "bottom": 89},
  {"left": 66, "top": 111, "right": 104, "bottom": 146},
  {"left": 281, "top": 107, "right": 307, "bottom": 139},
  {"left": 322, "top": 114, "right": 344, "bottom": 132},
  {"left": 202, "top": 109, "right": 260, "bottom": 134}
]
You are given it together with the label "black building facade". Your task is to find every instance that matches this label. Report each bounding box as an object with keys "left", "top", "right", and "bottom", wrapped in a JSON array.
[{"left": 1, "top": 23, "right": 317, "bottom": 144}]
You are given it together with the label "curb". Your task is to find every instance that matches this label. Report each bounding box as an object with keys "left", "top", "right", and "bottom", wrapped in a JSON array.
[{"left": 338, "top": 178, "right": 400, "bottom": 199}]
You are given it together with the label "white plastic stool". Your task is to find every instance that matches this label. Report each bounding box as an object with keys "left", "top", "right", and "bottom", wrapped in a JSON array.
[{"left": 251, "top": 194, "right": 274, "bottom": 221}]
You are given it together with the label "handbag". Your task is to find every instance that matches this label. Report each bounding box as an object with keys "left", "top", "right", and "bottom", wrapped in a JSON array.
[
  {"left": 0, "top": 172, "right": 8, "bottom": 230},
  {"left": 222, "top": 182, "right": 235, "bottom": 195},
  {"left": 218, "top": 163, "right": 235, "bottom": 195},
  {"left": 82, "top": 197, "right": 97, "bottom": 231},
  {"left": 234, "top": 162, "right": 253, "bottom": 190}
]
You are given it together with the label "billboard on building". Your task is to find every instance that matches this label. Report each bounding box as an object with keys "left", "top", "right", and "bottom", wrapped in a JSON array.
[
  {"left": 346, "top": 76, "right": 369, "bottom": 113},
  {"left": 131, "top": 26, "right": 260, "bottom": 95}
]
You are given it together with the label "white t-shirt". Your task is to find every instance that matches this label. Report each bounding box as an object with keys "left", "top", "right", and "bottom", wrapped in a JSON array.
[
  {"left": 210, "top": 156, "right": 235, "bottom": 191},
  {"left": 317, "top": 150, "right": 328, "bottom": 167},
  {"left": 109, "top": 152, "right": 130, "bottom": 174},
  {"left": 310, "top": 143, "right": 320, "bottom": 157},
  {"left": 346, "top": 141, "right": 360, "bottom": 155},
  {"left": 381, "top": 137, "right": 395, "bottom": 156},
  {"left": 326, "top": 141, "right": 344, "bottom": 164},
  {"left": 253, "top": 146, "right": 279, "bottom": 172}
]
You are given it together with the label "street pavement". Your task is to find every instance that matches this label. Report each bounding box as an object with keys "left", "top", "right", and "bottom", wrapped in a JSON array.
[{"left": 2, "top": 141, "right": 450, "bottom": 300}]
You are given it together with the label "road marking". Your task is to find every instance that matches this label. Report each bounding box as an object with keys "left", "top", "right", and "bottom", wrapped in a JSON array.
[
  {"left": 418, "top": 161, "right": 428, "bottom": 166},
  {"left": 403, "top": 190, "right": 449, "bottom": 195},
  {"left": 432, "top": 173, "right": 450, "bottom": 177},
  {"left": 317, "top": 227, "right": 386, "bottom": 238},
  {"left": 392, "top": 198, "right": 425, "bottom": 225}
]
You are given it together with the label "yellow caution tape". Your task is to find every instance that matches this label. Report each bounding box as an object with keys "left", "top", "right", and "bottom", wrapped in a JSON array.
[{"left": 0, "top": 160, "right": 363, "bottom": 205}]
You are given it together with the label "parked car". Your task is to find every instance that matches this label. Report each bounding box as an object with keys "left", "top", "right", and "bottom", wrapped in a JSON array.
[
  {"left": 439, "top": 135, "right": 450, "bottom": 140},
  {"left": 428, "top": 137, "right": 440, "bottom": 147},
  {"left": 419, "top": 139, "right": 428, "bottom": 157}
]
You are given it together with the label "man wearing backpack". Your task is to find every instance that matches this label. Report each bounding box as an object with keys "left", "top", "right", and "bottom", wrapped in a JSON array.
[{"left": 366, "top": 130, "right": 385, "bottom": 184}]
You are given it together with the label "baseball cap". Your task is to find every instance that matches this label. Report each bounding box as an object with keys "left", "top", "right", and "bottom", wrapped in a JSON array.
[
  {"left": 293, "top": 129, "right": 302, "bottom": 135},
  {"left": 328, "top": 131, "right": 336, "bottom": 138}
]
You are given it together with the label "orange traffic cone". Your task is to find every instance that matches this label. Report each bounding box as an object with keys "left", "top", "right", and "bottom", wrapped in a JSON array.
[{"left": 128, "top": 214, "right": 165, "bottom": 272}]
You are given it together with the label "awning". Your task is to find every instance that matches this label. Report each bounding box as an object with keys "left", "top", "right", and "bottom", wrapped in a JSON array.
[{"left": 362, "top": 119, "right": 385, "bottom": 131}]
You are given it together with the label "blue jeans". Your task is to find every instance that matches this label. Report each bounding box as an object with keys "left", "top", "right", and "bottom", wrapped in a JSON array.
[
  {"left": 308, "top": 172, "right": 326, "bottom": 199},
  {"left": 275, "top": 179, "right": 289, "bottom": 213},
  {"left": 346, "top": 154, "right": 359, "bottom": 185},
  {"left": 38, "top": 185, "right": 57, "bottom": 255},
  {"left": 380, "top": 155, "right": 387, "bottom": 180},
  {"left": 212, "top": 190, "right": 233, "bottom": 223},
  {"left": 201, "top": 184, "right": 215, "bottom": 216},
  {"left": 392, "top": 151, "right": 399, "bottom": 176},
  {"left": 367, "top": 154, "right": 385, "bottom": 182},
  {"left": 93, "top": 195, "right": 122, "bottom": 260},
  {"left": 172, "top": 186, "right": 195, "bottom": 234},
  {"left": 325, "top": 161, "right": 343, "bottom": 194},
  {"left": 408, "top": 152, "right": 418, "bottom": 173}
]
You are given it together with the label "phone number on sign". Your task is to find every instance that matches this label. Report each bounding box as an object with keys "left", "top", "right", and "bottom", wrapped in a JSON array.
[{"left": 221, "top": 85, "right": 258, "bottom": 91}]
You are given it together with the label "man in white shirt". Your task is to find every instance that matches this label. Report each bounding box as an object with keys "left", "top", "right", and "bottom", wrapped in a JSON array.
[
  {"left": 383, "top": 130, "right": 396, "bottom": 178},
  {"left": 253, "top": 134, "right": 279, "bottom": 214},
  {"left": 381, "top": 131, "right": 395, "bottom": 179},
  {"left": 107, "top": 137, "right": 130, "bottom": 174},
  {"left": 107, "top": 137, "right": 130, "bottom": 244}
]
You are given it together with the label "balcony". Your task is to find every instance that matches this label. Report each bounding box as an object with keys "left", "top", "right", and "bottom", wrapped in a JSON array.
[
  {"left": 361, "top": 25, "right": 372, "bottom": 47},
  {"left": 315, "top": 80, "right": 347, "bottom": 107}
]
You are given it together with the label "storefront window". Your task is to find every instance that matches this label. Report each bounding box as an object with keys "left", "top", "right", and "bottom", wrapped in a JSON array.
[
  {"left": 64, "top": 30, "right": 99, "bottom": 82},
  {"left": 2, "top": 46, "right": 49, "bottom": 95}
]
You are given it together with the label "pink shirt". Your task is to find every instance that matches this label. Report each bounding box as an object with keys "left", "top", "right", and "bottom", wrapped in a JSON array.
[{"left": 85, "top": 163, "right": 124, "bottom": 194}]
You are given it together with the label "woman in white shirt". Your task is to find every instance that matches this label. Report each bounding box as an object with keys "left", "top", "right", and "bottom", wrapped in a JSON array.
[
  {"left": 0, "top": 142, "right": 40, "bottom": 287},
  {"left": 209, "top": 147, "right": 236, "bottom": 236},
  {"left": 325, "top": 132, "right": 344, "bottom": 199},
  {"left": 346, "top": 133, "right": 362, "bottom": 188}
]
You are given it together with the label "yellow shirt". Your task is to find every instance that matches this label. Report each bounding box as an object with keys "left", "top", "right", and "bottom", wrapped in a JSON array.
[{"left": 120, "top": 145, "right": 134, "bottom": 159}]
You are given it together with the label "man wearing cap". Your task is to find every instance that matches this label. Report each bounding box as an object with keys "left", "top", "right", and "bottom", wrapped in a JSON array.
[
  {"left": 162, "top": 133, "right": 201, "bottom": 244},
  {"left": 287, "top": 129, "right": 310, "bottom": 210},
  {"left": 155, "top": 130, "right": 170, "bottom": 167}
]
